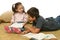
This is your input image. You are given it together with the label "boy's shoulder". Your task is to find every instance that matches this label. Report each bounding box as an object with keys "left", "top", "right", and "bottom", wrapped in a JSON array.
[
  {"left": 37, "top": 16, "right": 45, "bottom": 21},
  {"left": 36, "top": 16, "right": 46, "bottom": 24}
]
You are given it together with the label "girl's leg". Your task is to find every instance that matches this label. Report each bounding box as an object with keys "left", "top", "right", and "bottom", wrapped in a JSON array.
[
  {"left": 12, "top": 27, "right": 21, "bottom": 34},
  {"left": 4, "top": 26, "right": 12, "bottom": 33}
]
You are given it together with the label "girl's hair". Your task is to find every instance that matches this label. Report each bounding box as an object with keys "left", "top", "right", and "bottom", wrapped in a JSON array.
[
  {"left": 27, "top": 7, "right": 40, "bottom": 18},
  {"left": 12, "top": 2, "right": 25, "bottom": 14}
]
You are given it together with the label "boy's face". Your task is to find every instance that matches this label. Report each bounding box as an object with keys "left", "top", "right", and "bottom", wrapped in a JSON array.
[{"left": 28, "top": 15, "right": 36, "bottom": 21}]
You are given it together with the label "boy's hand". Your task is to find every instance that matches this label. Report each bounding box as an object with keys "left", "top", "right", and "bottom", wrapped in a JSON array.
[{"left": 21, "top": 30, "right": 30, "bottom": 34}]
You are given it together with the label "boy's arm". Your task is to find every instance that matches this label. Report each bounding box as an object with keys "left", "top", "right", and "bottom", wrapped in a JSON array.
[
  {"left": 23, "top": 19, "right": 43, "bottom": 33},
  {"left": 24, "top": 24, "right": 41, "bottom": 33},
  {"left": 29, "top": 26, "right": 40, "bottom": 33}
]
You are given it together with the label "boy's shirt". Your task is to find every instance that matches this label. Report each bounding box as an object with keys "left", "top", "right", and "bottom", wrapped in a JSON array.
[
  {"left": 32, "top": 16, "right": 46, "bottom": 30},
  {"left": 32, "top": 16, "right": 60, "bottom": 31}
]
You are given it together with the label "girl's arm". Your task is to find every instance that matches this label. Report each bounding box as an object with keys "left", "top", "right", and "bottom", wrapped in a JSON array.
[
  {"left": 10, "top": 15, "right": 15, "bottom": 25},
  {"left": 23, "top": 14, "right": 28, "bottom": 22}
]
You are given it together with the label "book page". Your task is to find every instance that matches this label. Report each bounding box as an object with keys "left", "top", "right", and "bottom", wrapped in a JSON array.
[{"left": 23, "top": 33, "right": 46, "bottom": 40}]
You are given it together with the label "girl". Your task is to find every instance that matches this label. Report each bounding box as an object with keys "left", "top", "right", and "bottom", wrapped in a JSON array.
[{"left": 4, "top": 2, "right": 28, "bottom": 34}]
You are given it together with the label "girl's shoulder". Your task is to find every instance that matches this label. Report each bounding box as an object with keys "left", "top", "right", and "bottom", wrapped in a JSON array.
[
  {"left": 24, "top": 13, "right": 28, "bottom": 16},
  {"left": 13, "top": 12, "right": 27, "bottom": 16},
  {"left": 23, "top": 12, "right": 27, "bottom": 15},
  {"left": 13, "top": 13, "right": 18, "bottom": 15}
]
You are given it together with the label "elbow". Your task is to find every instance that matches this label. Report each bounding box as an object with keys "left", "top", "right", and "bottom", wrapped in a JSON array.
[{"left": 32, "top": 28, "right": 40, "bottom": 33}]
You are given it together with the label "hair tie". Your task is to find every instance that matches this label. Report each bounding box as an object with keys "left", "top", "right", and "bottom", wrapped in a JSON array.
[{"left": 13, "top": 4, "right": 15, "bottom": 8}]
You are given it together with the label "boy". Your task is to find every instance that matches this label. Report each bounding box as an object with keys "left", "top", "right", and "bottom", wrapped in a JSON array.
[{"left": 22, "top": 7, "right": 45, "bottom": 34}]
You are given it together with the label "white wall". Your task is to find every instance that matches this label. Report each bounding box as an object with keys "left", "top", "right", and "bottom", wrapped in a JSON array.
[{"left": 0, "top": 0, "right": 60, "bottom": 18}]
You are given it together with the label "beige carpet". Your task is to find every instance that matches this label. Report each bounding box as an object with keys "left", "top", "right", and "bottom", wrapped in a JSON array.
[
  {"left": 0, "top": 23, "right": 29, "bottom": 40},
  {"left": 0, "top": 23, "right": 60, "bottom": 40}
]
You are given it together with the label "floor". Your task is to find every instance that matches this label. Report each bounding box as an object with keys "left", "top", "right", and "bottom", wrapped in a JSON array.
[{"left": 0, "top": 23, "right": 60, "bottom": 40}]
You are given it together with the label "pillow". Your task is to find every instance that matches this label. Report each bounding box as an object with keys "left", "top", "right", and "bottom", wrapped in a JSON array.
[
  {"left": 0, "top": 17, "right": 2, "bottom": 23},
  {"left": 0, "top": 11, "right": 13, "bottom": 23}
]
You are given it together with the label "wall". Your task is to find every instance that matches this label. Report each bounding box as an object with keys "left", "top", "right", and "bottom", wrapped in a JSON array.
[{"left": 0, "top": 0, "right": 60, "bottom": 18}]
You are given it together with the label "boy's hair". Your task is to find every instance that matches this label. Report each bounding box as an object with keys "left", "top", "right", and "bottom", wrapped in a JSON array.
[
  {"left": 12, "top": 2, "right": 25, "bottom": 13},
  {"left": 27, "top": 7, "right": 39, "bottom": 18}
]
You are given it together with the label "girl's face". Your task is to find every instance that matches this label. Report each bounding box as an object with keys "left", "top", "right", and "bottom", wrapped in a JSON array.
[{"left": 16, "top": 4, "right": 24, "bottom": 13}]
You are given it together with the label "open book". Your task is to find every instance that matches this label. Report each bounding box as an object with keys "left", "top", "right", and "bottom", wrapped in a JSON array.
[{"left": 22, "top": 33, "right": 57, "bottom": 40}]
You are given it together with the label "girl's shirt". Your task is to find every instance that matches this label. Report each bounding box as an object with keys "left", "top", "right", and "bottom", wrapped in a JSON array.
[{"left": 11, "top": 13, "right": 28, "bottom": 23}]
